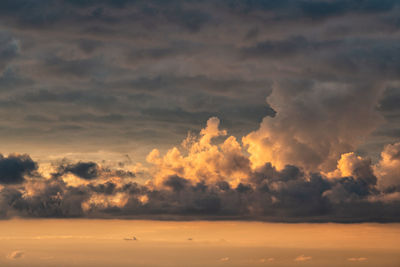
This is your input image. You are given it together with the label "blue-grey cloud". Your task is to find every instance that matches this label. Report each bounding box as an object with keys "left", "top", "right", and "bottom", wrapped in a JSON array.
[{"left": 0, "top": 154, "right": 37, "bottom": 184}]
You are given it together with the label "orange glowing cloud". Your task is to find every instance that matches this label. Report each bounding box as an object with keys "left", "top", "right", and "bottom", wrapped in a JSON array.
[{"left": 147, "top": 117, "right": 251, "bottom": 186}]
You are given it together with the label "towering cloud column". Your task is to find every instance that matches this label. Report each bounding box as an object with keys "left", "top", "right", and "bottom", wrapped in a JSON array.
[{"left": 243, "top": 81, "right": 384, "bottom": 172}]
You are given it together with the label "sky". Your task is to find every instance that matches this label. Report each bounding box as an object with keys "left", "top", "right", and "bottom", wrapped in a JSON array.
[
  {"left": 0, "top": 0, "right": 400, "bottom": 222},
  {"left": 0, "top": 220, "right": 399, "bottom": 266}
]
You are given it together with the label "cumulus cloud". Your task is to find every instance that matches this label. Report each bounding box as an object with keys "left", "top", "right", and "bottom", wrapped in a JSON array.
[
  {"left": 0, "top": 120, "right": 398, "bottom": 222},
  {"left": 375, "top": 143, "right": 400, "bottom": 190},
  {"left": 147, "top": 117, "right": 250, "bottom": 185},
  {"left": 243, "top": 82, "right": 383, "bottom": 172}
]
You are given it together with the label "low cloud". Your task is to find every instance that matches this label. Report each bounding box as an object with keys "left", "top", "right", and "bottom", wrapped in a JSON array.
[
  {"left": 294, "top": 255, "right": 312, "bottom": 262},
  {"left": 7, "top": 250, "right": 24, "bottom": 260}
]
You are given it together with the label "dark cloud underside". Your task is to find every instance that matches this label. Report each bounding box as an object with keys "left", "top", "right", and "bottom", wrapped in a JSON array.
[{"left": 0, "top": 155, "right": 399, "bottom": 222}]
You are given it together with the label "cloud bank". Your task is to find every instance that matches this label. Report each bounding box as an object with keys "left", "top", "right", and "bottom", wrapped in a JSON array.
[{"left": 0, "top": 117, "right": 399, "bottom": 222}]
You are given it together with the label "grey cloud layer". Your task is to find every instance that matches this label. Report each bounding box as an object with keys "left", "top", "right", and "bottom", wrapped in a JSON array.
[{"left": 0, "top": 0, "right": 399, "bottom": 159}]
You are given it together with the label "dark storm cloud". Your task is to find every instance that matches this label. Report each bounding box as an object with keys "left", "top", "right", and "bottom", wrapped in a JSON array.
[
  {"left": 53, "top": 161, "right": 135, "bottom": 180},
  {"left": 59, "top": 161, "right": 100, "bottom": 180},
  {"left": 0, "top": 154, "right": 37, "bottom": 184}
]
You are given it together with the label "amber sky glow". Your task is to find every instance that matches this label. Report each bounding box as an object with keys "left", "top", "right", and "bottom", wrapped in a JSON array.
[{"left": 1, "top": 220, "right": 400, "bottom": 266}]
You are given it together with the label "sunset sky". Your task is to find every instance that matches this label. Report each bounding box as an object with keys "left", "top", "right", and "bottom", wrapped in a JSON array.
[
  {"left": 1, "top": 220, "right": 400, "bottom": 266},
  {"left": 0, "top": 0, "right": 400, "bottom": 265}
]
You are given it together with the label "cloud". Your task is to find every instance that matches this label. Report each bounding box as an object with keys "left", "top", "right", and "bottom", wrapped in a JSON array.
[
  {"left": 0, "top": 120, "right": 398, "bottom": 221},
  {"left": 53, "top": 160, "right": 135, "bottom": 180},
  {"left": 147, "top": 117, "right": 251, "bottom": 185},
  {"left": 220, "top": 257, "right": 229, "bottom": 262},
  {"left": 0, "top": 154, "right": 37, "bottom": 184},
  {"left": 163, "top": 175, "right": 189, "bottom": 192},
  {"left": 299, "top": 0, "right": 397, "bottom": 19},
  {"left": 0, "top": 0, "right": 398, "bottom": 163},
  {"left": 0, "top": 1, "right": 399, "bottom": 222},
  {"left": 241, "top": 36, "right": 341, "bottom": 59},
  {"left": 7, "top": 250, "right": 24, "bottom": 260},
  {"left": 375, "top": 143, "right": 400, "bottom": 189},
  {"left": 0, "top": 31, "right": 18, "bottom": 71},
  {"left": 60, "top": 161, "right": 99, "bottom": 180},
  {"left": 243, "top": 81, "right": 383, "bottom": 172},
  {"left": 294, "top": 255, "right": 312, "bottom": 262}
]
